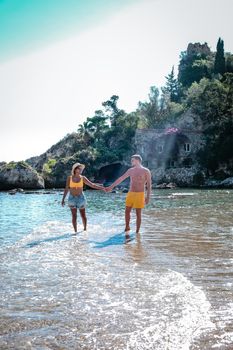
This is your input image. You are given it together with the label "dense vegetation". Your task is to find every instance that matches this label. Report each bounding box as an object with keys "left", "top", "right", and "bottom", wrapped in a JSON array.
[
  {"left": 77, "top": 95, "right": 139, "bottom": 165},
  {"left": 44, "top": 38, "right": 233, "bottom": 181}
]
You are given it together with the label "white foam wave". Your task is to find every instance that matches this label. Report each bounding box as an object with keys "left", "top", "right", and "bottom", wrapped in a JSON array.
[{"left": 126, "top": 271, "right": 214, "bottom": 350}]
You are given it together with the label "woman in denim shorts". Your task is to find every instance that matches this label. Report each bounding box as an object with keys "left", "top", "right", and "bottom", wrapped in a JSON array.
[{"left": 61, "top": 162, "right": 105, "bottom": 233}]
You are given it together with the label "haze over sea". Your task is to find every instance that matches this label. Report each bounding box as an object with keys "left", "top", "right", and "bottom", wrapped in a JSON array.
[{"left": 0, "top": 189, "right": 233, "bottom": 349}]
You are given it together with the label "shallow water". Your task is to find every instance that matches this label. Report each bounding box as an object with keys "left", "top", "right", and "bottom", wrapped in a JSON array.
[{"left": 0, "top": 189, "right": 233, "bottom": 349}]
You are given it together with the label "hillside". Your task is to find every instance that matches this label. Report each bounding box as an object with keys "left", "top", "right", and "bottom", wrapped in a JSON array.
[{"left": 1, "top": 38, "right": 233, "bottom": 190}]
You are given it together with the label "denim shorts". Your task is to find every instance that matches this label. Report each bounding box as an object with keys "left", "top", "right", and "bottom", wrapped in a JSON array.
[{"left": 68, "top": 193, "right": 86, "bottom": 209}]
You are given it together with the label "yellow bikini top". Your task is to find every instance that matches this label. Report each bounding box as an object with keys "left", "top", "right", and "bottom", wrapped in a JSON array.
[{"left": 69, "top": 176, "right": 83, "bottom": 189}]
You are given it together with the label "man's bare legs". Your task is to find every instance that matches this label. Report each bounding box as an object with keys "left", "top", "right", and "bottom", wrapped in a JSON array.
[
  {"left": 125, "top": 207, "right": 142, "bottom": 233},
  {"left": 136, "top": 208, "right": 142, "bottom": 233},
  {"left": 71, "top": 208, "right": 77, "bottom": 233},
  {"left": 125, "top": 206, "right": 132, "bottom": 232},
  {"left": 80, "top": 208, "right": 87, "bottom": 231}
]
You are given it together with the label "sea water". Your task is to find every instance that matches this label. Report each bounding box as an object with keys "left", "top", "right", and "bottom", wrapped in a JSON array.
[{"left": 0, "top": 189, "right": 233, "bottom": 349}]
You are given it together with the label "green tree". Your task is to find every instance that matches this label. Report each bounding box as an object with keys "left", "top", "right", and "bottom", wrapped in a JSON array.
[
  {"left": 162, "top": 66, "right": 180, "bottom": 102},
  {"left": 102, "top": 95, "right": 125, "bottom": 127},
  {"left": 178, "top": 43, "right": 213, "bottom": 87},
  {"left": 76, "top": 95, "right": 139, "bottom": 166},
  {"left": 77, "top": 120, "right": 93, "bottom": 145},
  {"left": 85, "top": 110, "right": 109, "bottom": 143},
  {"left": 179, "top": 58, "right": 212, "bottom": 87},
  {"left": 225, "top": 53, "right": 233, "bottom": 73},
  {"left": 222, "top": 73, "right": 233, "bottom": 117},
  {"left": 187, "top": 75, "right": 233, "bottom": 172},
  {"left": 214, "top": 38, "right": 225, "bottom": 75},
  {"left": 188, "top": 78, "right": 228, "bottom": 123},
  {"left": 101, "top": 108, "right": 139, "bottom": 160},
  {"left": 138, "top": 86, "right": 165, "bottom": 128},
  {"left": 163, "top": 101, "right": 184, "bottom": 123},
  {"left": 185, "top": 78, "right": 209, "bottom": 108}
]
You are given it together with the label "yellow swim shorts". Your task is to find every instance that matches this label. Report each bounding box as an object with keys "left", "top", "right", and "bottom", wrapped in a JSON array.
[{"left": 125, "top": 192, "right": 145, "bottom": 209}]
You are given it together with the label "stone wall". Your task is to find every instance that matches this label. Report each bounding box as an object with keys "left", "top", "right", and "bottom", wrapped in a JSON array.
[{"left": 134, "top": 110, "right": 206, "bottom": 186}]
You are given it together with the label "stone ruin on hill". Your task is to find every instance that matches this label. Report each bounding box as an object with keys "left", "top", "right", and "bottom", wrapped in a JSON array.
[{"left": 134, "top": 110, "right": 206, "bottom": 186}]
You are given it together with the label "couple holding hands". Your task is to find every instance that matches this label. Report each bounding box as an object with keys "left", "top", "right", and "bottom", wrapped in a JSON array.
[{"left": 61, "top": 154, "right": 151, "bottom": 234}]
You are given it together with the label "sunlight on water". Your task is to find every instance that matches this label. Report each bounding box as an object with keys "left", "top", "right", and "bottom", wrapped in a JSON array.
[{"left": 0, "top": 189, "right": 233, "bottom": 349}]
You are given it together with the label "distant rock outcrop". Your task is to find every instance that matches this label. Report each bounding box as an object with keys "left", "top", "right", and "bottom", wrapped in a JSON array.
[
  {"left": 0, "top": 161, "right": 44, "bottom": 190},
  {"left": 204, "top": 177, "right": 233, "bottom": 188},
  {"left": 26, "top": 132, "right": 81, "bottom": 172},
  {"left": 221, "top": 177, "right": 233, "bottom": 187},
  {"left": 186, "top": 42, "right": 211, "bottom": 58},
  {"left": 25, "top": 132, "right": 90, "bottom": 188}
]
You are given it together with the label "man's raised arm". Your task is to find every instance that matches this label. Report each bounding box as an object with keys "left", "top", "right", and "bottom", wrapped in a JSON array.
[{"left": 106, "top": 169, "right": 131, "bottom": 192}]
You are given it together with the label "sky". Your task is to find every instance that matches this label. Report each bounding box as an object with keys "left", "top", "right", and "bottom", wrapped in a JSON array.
[{"left": 0, "top": 0, "right": 233, "bottom": 162}]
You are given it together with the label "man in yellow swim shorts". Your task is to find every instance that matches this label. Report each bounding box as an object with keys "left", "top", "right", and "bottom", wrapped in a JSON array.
[{"left": 106, "top": 155, "right": 151, "bottom": 234}]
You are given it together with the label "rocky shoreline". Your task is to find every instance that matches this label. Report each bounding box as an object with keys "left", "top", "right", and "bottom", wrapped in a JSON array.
[
  {"left": 0, "top": 161, "right": 44, "bottom": 191},
  {"left": 1, "top": 160, "right": 233, "bottom": 192}
]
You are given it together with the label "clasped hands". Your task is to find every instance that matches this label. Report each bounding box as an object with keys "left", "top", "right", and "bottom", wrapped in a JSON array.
[
  {"left": 102, "top": 186, "right": 113, "bottom": 193},
  {"left": 98, "top": 184, "right": 113, "bottom": 192}
]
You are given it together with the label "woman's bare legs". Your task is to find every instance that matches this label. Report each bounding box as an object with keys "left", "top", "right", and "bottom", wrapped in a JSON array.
[
  {"left": 70, "top": 208, "right": 77, "bottom": 232},
  {"left": 80, "top": 208, "right": 87, "bottom": 231}
]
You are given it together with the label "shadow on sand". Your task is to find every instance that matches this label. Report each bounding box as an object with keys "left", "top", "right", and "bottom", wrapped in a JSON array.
[
  {"left": 91, "top": 232, "right": 135, "bottom": 249},
  {"left": 24, "top": 232, "right": 80, "bottom": 248},
  {"left": 24, "top": 232, "right": 135, "bottom": 249}
]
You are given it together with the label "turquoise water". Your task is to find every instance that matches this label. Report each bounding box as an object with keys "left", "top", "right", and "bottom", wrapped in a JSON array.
[{"left": 0, "top": 189, "right": 233, "bottom": 349}]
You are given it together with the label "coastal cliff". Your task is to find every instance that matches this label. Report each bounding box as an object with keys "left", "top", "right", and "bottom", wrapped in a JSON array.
[{"left": 0, "top": 161, "right": 44, "bottom": 190}]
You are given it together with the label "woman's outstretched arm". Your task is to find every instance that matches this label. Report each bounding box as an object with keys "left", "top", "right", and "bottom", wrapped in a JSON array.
[{"left": 82, "top": 176, "right": 105, "bottom": 190}]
